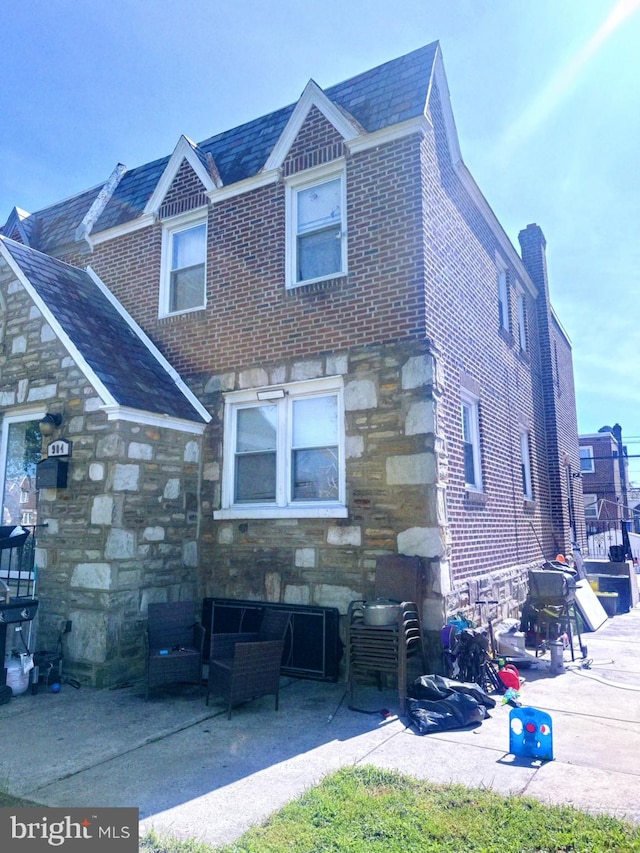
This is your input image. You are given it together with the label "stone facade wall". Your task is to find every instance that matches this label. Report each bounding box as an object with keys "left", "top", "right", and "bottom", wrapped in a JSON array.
[
  {"left": 196, "top": 341, "right": 444, "bottom": 625},
  {"left": 0, "top": 267, "right": 202, "bottom": 686}
]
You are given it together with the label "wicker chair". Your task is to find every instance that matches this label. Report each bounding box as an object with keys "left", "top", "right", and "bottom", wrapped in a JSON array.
[
  {"left": 206, "top": 609, "right": 291, "bottom": 718},
  {"left": 145, "top": 601, "right": 205, "bottom": 700}
]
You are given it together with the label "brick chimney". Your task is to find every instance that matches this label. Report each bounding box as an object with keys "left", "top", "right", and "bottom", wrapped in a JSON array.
[
  {"left": 518, "top": 223, "right": 549, "bottom": 302},
  {"left": 518, "top": 223, "right": 574, "bottom": 551}
]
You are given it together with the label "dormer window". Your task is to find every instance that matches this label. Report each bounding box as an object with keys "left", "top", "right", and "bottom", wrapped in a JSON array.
[
  {"left": 160, "top": 211, "right": 207, "bottom": 316},
  {"left": 286, "top": 165, "right": 346, "bottom": 288}
]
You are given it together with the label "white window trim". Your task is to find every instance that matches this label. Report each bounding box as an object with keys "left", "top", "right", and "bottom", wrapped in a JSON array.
[
  {"left": 159, "top": 208, "right": 208, "bottom": 318},
  {"left": 461, "top": 389, "right": 483, "bottom": 491},
  {"left": 285, "top": 161, "right": 347, "bottom": 290},
  {"left": 215, "top": 376, "right": 347, "bottom": 519},
  {"left": 580, "top": 445, "right": 595, "bottom": 473},
  {"left": 520, "top": 429, "right": 533, "bottom": 500},
  {"left": 0, "top": 408, "right": 45, "bottom": 511},
  {"left": 584, "top": 493, "right": 599, "bottom": 519},
  {"left": 516, "top": 287, "right": 528, "bottom": 352},
  {"left": 496, "top": 257, "right": 509, "bottom": 332}
]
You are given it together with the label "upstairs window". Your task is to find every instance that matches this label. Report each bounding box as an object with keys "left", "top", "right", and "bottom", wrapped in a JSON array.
[
  {"left": 517, "top": 291, "right": 528, "bottom": 352},
  {"left": 287, "top": 167, "right": 346, "bottom": 288},
  {"left": 160, "top": 213, "right": 207, "bottom": 316},
  {"left": 520, "top": 430, "right": 533, "bottom": 500},
  {"left": 461, "top": 391, "right": 482, "bottom": 491},
  {"left": 216, "top": 377, "right": 347, "bottom": 519},
  {"left": 497, "top": 267, "right": 509, "bottom": 331},
  {"left": 580, "top": 446, "right": 595, "bottom": 473}
]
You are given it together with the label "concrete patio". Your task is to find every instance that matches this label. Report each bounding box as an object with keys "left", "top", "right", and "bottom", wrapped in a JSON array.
[{"left": 1, "top": 603, "right": 639, "bottom": 848}]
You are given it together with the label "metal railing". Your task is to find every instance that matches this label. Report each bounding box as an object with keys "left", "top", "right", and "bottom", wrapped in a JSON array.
[{"left": 0, "top": 524, "right": 39, "bottom": 598}]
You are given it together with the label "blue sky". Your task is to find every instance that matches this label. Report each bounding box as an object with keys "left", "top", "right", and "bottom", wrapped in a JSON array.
[{"left": 2, "top": 0, "right": 640, "bottom": 479}]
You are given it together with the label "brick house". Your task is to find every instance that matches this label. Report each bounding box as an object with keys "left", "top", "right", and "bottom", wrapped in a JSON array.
[
  {"left": 579, "top": 425, "right": 633, "bottom": 558},
  {"left": 0, "top": 43, "right": 584, "bottom": 686}
]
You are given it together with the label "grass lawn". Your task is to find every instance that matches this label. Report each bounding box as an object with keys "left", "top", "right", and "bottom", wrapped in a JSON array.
[{"left": 140, "top": 765, "right": 640, "bottom": 853}]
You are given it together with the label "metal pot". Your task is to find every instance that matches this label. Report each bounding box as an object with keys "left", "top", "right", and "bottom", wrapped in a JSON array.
[{"left": 363, "top": 599, "right": 401, "bottom": 626}]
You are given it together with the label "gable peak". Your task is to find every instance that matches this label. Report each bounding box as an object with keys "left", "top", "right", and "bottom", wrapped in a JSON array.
[
  {"left": 144, "top": 135, "right": 221, "bottom": 216},
  {"left": 263, "top": 78, "right": 363, "bottom": 172}
]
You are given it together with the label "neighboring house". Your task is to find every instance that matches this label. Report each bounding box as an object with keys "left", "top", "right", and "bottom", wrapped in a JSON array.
[
  {"left": 0, "top": 43, "right": 584, "bottom": 686},
  {"left": 579, "top": 425, "right": 633, "bottom": 558}
]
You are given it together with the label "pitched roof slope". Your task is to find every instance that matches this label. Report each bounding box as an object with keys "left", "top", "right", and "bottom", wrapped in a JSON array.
[
  {"left": 0, "top": 236, "right": 207, "bottom": 424},
  {"left": 2, "top": 43, "right": 439, "bottom": 245}
]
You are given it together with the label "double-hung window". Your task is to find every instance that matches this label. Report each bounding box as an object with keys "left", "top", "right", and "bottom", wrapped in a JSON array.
[
  {"left": 497, "top": 266, "right": 509, "bottom": 331},
  {"left": 461, "top": 391, "right": 482, "bottom": 490},
  {"left": 584, "top": 494, "right": 599, "bottom": 519},
  {"left": 160, "top": 212, "right": 207, "bottom": 316},
  {"left": 216, "top": 377, "right": 347, "bottom": 518},
  {"left": 520, "top": 430, "right": 533, "bottom": 500},
  {"left": 517, "top": 290, "right": 528, "bottom": 352},
  {"left": 286, "top": 166, "right": 346, "bottom": 288},
  {"left": 580, "top": 446, "right": 595, "bottom": 473}
]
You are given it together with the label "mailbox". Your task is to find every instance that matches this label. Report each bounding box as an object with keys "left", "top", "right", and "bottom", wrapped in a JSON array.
[{"left": 36, "top": 458, "right": 68, "bottom": 489}]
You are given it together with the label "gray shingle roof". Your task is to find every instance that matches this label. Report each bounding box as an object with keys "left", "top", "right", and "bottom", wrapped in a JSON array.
[
  {"left": 11, "top": 43, "right": 437, "bottom": 244},
  {"left": 0, "top": 237, "right": 206, "bottom": 423}
]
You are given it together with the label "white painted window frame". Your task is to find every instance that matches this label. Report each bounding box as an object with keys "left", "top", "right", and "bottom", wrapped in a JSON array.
[
  {"left": 520, "top": 429, "right": 533, "bottom": 500},
  {"left": 584, "top": 493, "right": 599, "bottom": 519},
  {"left": 0, "top": 408, "right": 46, "bottom": 511},
  {"left": 285, "top": 161, "right": 347, "bottom": 290},
  {"left": 516, "top": 286, "right": 528, "bottom": 352},
  {"left": 580, "top": 445, "right": 595, "bottom": 473},
  {"left": 159, "top": 208, "right": 208, "bottom": 318},
  {"left": 461, "top": 389, "right": 483, "bottom": 491},
  {"left": 215, "top": 376, "right": 347, "bottom": 519},
  {"left": 496, "top": 258, "right": 509, "bottom": 332}
]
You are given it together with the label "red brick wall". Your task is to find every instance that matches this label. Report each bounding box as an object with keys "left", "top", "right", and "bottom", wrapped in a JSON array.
[
  {"left": 420, "top": 80, "right": 557, "bottom": 582},
  {"left": 91, "top": 116, "right": 426, "bottom": 378},
  {"left": 283, "top": 106, "right": 346, "bottom": 176},
  {"left": 159, "top": 159, "right": 208, "bottom": 219}
]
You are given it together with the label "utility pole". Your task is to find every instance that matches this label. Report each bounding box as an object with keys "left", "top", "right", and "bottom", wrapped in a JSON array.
[{"left": 613, "top": 423, "right": 632, "bottom": 560}]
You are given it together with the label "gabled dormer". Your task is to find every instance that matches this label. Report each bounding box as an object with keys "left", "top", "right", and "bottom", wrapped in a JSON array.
[
  {"left": 143, "top": 136, "right": 221, "bottom": 318},
  {"left": 144, "top": 135, "right": 221, "bottom": 218},
  {"left": 2, "top": 207, "right": 32, "bottom": 246},
  {"left": 263, "top": 79, "right": 363, "bottom": 175},
  {"left": 263, "top": 81, "right": 363, "bottom": 291}
]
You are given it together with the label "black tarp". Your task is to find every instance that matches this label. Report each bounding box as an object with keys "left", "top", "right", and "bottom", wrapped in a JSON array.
[{"left": 407, "top": 674, "right": 496, "bottom": 735}]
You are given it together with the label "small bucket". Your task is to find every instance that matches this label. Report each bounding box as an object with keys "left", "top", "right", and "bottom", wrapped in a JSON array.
[{"left": 5, "top": 657, "right": 30, "bottom": 695}]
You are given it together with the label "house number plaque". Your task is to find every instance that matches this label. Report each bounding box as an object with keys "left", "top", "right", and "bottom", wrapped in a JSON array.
[{"left": 47, "top": 439, "right": 73, "bottom": 458}]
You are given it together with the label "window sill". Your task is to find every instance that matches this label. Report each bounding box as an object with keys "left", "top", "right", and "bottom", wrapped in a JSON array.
[
  {"left": 498, "top": 327, "right": 514, "bottom": 346},
  {"left": 464, "top": 489, "right": 487, "bottom": 508},
  {"left": 285, "top": 274, "right": 347, "bottom": 295},
  {"left": 214, "top": 505, "right": 349, "bottom": 520},
  {"left": 158, "top": 308, "right": 207, "bottom": 323}
]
